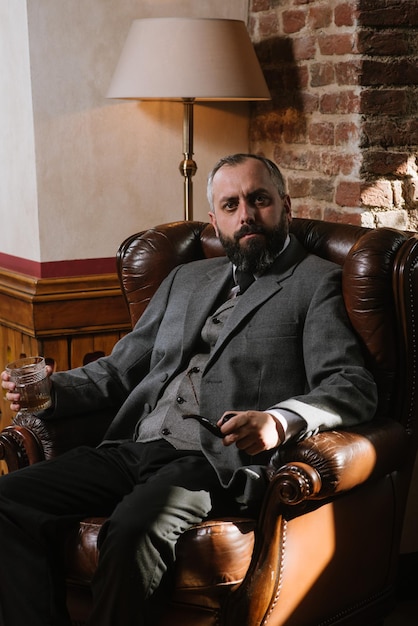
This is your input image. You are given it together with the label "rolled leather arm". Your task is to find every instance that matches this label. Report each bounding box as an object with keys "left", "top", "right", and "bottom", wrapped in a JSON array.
[
  {"left": 0, "top": 410, "right": 115, "bottom": 472},
  {"left": 267, "top": 418, "right": 408, "bottom": 505},
  {"left": 0, "top": 424, "right": 45, "bottom": 471}
]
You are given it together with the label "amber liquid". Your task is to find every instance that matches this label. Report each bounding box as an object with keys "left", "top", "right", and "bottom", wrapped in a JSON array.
[{"left": 16, "top": 382, "right": 52, "bottom": 412}]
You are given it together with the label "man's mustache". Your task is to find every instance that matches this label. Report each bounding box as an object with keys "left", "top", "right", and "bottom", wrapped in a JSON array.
[{"left": 234, "top": 224, "right": 267, "bottom": 242}]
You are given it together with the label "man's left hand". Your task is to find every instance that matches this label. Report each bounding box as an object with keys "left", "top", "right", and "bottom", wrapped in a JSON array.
[{"left": 217, "top": 411, "right": 284, "bottom": 455}]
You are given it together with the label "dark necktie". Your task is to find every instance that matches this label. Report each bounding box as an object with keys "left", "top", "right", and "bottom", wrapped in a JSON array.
[{"left": 235, "top": 269, "right": 255, "bottom": 294}]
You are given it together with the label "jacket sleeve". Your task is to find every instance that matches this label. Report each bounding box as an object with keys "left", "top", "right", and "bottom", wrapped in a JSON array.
[
  {"left": 41, "top": 270, "right": 177, "bottom": 420},
  {"left": 272, "top": 267, "right": 378, "bottom": 437}
]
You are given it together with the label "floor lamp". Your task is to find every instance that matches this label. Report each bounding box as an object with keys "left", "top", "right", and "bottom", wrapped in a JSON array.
[{"left": 107, "top": 17, "right": 270, "bottom": 221}]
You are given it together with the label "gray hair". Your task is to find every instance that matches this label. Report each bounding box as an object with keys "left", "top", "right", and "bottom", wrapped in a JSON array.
[{"left": 207, "top": 153, "right": 287, "bottom": 211}]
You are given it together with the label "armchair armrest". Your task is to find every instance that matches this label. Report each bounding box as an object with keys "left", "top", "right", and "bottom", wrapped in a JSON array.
[
  {"left": 223, "top": 419, "right": 408, "bottom": 626},
  {"left": 0, "top": 410, "right": 115, "bottom": 472},
  {"left": 267, "top": 418, "right": 408, "bottom": 505}
]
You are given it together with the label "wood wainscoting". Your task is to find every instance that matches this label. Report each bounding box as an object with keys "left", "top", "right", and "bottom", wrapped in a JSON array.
[{"left": 0, "top": 267, "right": 131, "bottom": 429}]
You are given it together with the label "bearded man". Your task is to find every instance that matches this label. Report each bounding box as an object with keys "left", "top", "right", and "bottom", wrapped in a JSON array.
[{"left": 0, "top": 154, "right": 377, "bottom": 626}]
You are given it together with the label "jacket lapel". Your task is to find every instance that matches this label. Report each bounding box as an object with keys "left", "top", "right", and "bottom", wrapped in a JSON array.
[
  {"left": 181, "top": 260, "right": 233, "bottom": 351},
  {"left": 206, "top": 236, "right": 307, "bottom": 365}
]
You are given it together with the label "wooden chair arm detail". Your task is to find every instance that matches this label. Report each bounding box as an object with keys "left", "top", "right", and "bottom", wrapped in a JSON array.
[
  {"left": 268, "top": 418, "right": 408, "bottom": 505},
  {"left": 0, "top": 425, "right": 45, "bottom": 471},
  {"left": 222, "top": 419, "right": 407, "bottom": 625},
  {"left": 0, "top": 410, "right": 115, "bottom": 472}
]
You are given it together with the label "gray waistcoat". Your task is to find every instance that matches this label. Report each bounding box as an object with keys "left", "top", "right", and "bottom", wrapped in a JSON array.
[{"left": 136, "top": 297, "right": 238, "bottom": 449}]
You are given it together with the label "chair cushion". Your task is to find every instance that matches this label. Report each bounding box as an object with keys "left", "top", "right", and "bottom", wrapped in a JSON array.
[{"left": 65, "top": 516, "right": 256, "bottom": 592}]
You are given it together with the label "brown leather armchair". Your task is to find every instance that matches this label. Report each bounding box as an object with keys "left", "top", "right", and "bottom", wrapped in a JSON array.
[{"left": 1, "top": 218, "right": 418, "bottom": 626}]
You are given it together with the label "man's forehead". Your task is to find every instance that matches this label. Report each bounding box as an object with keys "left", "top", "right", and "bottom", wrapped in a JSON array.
[{"left": 213, "top": 161, "right": 272, "bottom": 194}]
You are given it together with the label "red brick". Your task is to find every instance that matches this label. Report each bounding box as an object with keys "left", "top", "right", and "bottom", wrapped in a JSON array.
[
  {"left": 405, "top": 118, "right": 418, "bottom": 145},
  {"left": 336, "top": 122, "right": 360, "bottom": 145},
  {"left": 251, "top": 110, "right": 284, "bottom": 142},
  {"left": 335, "top": 181, "right": 361, "bottom": 207},
  {"left": 250, "top": 0, "right": 271, "bottom": 12},
  {"left": 291, "top": 203, "right": 324, "bottom": 220},
  {"left": 357, "top": 29, "right": 410, "bottom": 56},
  {"left": 362, "top": 151, "right": 411, "bottom": 176},
  {"left": 318, "top": 33, "right": 357, "bottom": 55},
  {"left": 309, "top": 5, "right": 332, "bottom": 29},
  {"left": 404, "top": 178, "right": 418, "bottom": 208},
  {"left": 361, "top": 119, "right": 414, "bottom": 148},
  {"left": 334, "top": 2, "right": 357, "bottom": 27},
  {"left": 300, "top": 91, "right": 319, "bottom": 114},
  {"left": 359, "top": 4, "right": 418, "bottom": 28},
  {"left": 361, "top": 60, "right": 418, "bottom": 86},
  {"left": 335, "top": 60, "right": 362, "bottom": 86},
  {"left": 292, "top": 36, "right": 317, "bottom": 60},
  {"left": 258, "top": 12, "right": 280, "bottom": 38},
  {"left": 312, "top": 177, "right": 335, "bottom": 201},
  {"left": 309, "top": 122, "right": 335, "bottom": 145},
  {"left": 274, "top": 147, "right": 316, "bottom": 172},
  {"left": 283, "top": 112, "right": 308, "bottom": 144},
  {"left": 282, "top": 10, "right": 307, "bottom": 34},
  {"left": 320, "top": 91, "right": 361, "bottom": 114},
  {"left": 360, "top": 89, "right": 409, "bottom": 116},
  {"left": 310, "top": 63, "right": 335, "bottom": 87},
  {"left": 392, "top": 181, "right": 404, "bottom": 208},
  {"left": 324, "top": 208, "right": 364, "bottom": 225},
  {"left": 321, "top": 152, "right": 358, "bottom": 176},
  {"left": 297, "top": 65, "right": 310, "bottom": 90},
  {"left": 288, "top": 177, "right": 311, "bottom": 198},
  {"left": 360, "top": 180, "right": 393, "bottom": 208}
]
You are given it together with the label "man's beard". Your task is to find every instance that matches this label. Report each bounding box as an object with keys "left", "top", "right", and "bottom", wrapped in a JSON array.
[{"left": 218, "top": 214, "right": 289, "bottom": 274}]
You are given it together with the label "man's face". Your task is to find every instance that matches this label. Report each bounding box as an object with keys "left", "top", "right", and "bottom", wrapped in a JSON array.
[{"left": 209, "top": 158, "right": 292, "bottom": 273}]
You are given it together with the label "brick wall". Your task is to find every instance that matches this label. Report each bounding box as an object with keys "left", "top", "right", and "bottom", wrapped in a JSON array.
[{"left": 248, "top": 0, "right": 418, "bottom": 228}]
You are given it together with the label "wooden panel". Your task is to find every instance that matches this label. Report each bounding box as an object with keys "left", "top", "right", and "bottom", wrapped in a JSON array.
[
  {"left": 39, "top": 337, "right": 71, "bottom": 373},
  {"left": 0, "top": 269, "right": 131, "bottom": 336},
  {"left": 70, "top": 332, "right": 122, "bottom": 368},
  {"left": 0, "top": 268, "right": 132, "bottom": 431}
]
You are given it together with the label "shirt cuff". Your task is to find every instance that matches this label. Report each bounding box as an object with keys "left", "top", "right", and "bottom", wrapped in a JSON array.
[{"left": 267, "top": 408, "right": 307, "bottom": 444}]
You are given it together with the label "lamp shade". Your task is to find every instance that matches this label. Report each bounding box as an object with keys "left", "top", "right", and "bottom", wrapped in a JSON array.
[{"left": 107, "top": 17, "right": 270, "bottom": 101}]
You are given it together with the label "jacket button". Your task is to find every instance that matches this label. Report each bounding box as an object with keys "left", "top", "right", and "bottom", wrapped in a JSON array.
[{"left": 161, "top": 428, "right": 171, "bottom": 436}]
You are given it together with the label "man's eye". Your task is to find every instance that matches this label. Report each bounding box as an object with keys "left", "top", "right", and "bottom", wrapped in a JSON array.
[
  {"left": 223, "top": 202, "right": 238, "bottom": 211},
  {"left": 255, "top": 194, "right": 270, "bottom": 206}
]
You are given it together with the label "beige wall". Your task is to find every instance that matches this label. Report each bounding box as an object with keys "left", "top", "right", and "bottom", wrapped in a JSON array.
[
  {"left": 0, "top": 1, "right": 40, "bottom": 260},
  {"left": 0, "top": 0, "right": 250, "bottom": 265}
]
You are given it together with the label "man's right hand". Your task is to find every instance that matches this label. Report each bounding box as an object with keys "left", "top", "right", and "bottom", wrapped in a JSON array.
[{"left": 1, "top": 366, "right": 53, "bottom": 413}]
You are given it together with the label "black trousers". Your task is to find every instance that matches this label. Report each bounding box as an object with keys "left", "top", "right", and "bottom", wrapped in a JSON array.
[{"left": 0, "top": 440, "right": 232, "bottom": 626}]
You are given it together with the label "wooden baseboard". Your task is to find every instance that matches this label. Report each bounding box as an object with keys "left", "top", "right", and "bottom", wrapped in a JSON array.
[{"left": 0, "top": 267, "right": 131, "bottom": 336}]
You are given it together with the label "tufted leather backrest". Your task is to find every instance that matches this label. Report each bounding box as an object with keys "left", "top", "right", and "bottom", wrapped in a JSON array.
[{"left": 116, "top": 218, "right": 410, "bottom": 423}]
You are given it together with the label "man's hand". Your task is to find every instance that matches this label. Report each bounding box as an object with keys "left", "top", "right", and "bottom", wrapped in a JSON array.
[
  {"left": 217, "top": 410, "right": 284, "bottom": 455},
  {"left": 1, "top": 365, "right": 54, "bottom": 413}
]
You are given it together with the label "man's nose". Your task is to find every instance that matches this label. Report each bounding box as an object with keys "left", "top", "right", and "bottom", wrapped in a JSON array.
[{"left": 238, "top": 199, "right": 256, "bottom": 223}]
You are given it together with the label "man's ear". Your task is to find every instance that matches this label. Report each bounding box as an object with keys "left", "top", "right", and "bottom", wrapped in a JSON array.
[
  {"left": 209, "top": 212, "right": 219, "bottom": 237},
  {"left": 283, "top": 195, "right": 292, "bottom": 222}
]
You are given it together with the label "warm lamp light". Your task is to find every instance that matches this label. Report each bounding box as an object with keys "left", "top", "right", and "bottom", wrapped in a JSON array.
[{"left": 107, "top": 17, "right": 270, "bottom": 220}]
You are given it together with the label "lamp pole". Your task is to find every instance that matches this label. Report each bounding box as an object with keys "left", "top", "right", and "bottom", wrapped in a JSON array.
[
  {"left": 179, "top": 98, "right": 197, "bottom": 221},
  {"left": 107, "top": 18, "right": 271, "bottom": 222}
]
